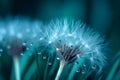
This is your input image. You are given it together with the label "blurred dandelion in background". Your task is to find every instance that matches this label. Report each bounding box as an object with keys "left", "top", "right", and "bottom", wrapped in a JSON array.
[
  {"left": 41, "top": 19, "right": 108, "bottom": 80},
  {"left": 0, "top": 17, "right": 43, "bottom": 80}
]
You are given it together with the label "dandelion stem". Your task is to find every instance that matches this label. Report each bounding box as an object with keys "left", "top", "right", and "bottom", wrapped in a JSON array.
[
  {"left": 55, "top": 60, "right": 66, "bottom": 80},
  {"left": 13, "top": 57, "right": 20, "bottom": 80}
]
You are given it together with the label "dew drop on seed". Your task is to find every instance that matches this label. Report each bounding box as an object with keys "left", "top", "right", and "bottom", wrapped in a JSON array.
[
  {"left": 22, "top": 42, "right": 26, "bottom": 46},
  {"left": 30, "top": 44, "right": 33, "bottom": 46},
  {"left": 0, "top": 49, "right": 3, "bottom": 52},
  {"left": 81, "top": 70, "right": 85, "bottom": 74},
  {"left": 43, "top": 56, "right": 47, "bottom": 59},
  {"left": 76, "top": 70, "right": 80, "bottom": 73},
  {"left": 56, "top": 57, "right": 60, "bottom": 60},
  {"left": 39, "top": 37, "right": 43, "bottom": 40},
  {"left": 20, "top": 53, "right": 24, "bottom": 56},
  {"left": 37, "top": 52, "right": 41, "bottom": 55},
  {"left": 83, "top": 64, "right": 86, "bottom": 67},
  {"left": 48, "top": 62, "right": 52, "bottom": 65},
  {"left": 56, "top": 48, "right": 59, "bottom": 51},
  {"left": 7, "top": 45, "right": 11, "bottom": 49}
]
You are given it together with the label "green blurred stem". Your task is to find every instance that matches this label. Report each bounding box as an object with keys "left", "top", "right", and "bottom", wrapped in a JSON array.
[
  {"left": 55, "top": 60, "right": 66, "bottom": 80},
  {"left": 13, "top": 57, "right": 20, "bottom": 80}
]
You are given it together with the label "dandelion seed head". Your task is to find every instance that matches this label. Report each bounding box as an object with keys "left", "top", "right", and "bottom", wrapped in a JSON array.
[
  {"left": 0, "top": 17, "right": 43, "bottom": 57},
  {"left": 42, "top": 19, "right": 108, "bottom": 72}
]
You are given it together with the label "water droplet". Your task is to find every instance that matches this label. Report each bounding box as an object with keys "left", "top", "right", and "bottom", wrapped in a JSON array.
[
  {"left": 83, "top": 64, "right": 86, "bottom": 67},
  {"left": 76, "top": 69, "right": 80, "bottom": 73},
  {"left": 56, "top": 57, "right": 60, "bottom": 60},
  {"left": 0, "top": 49, "right": 3, "bottom": 52},
  {"left": 7, "top": 45, "right": 11, "bottom": 49},
  {"left": 81, "top": 70, "right": 85, "bottom": 74},
  {"left": 30, "top": 44, "right": 33, "bottom": 46},
  {"left": 85, "top": 44, "right": 89, "bottom": 48},
  {"left": 48, "top": 41, "right": 52, "bottom": 44},
  {"left": 22, "top": 42, "right": 26, "bottom": 46},
  {"left": 48, "top": 62, "right": 52, "bottom": 65},
  {"left": 20, "top": 53, "right": 24, "bottom": 56},
  {"left": 67, "top": 33, "right": 72, "bottom": 37},
  {"left": 43, "top": 56, "right": 47, "bottom": 59},
  {"left": 37, "top": 52, "right": 41, "bottom": 55},
  {"left": 39, "top": 37, "right": 43, "bottom": 40},
  {"left": 56, "top": 48, "right": 59, "bottom": 51}
]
